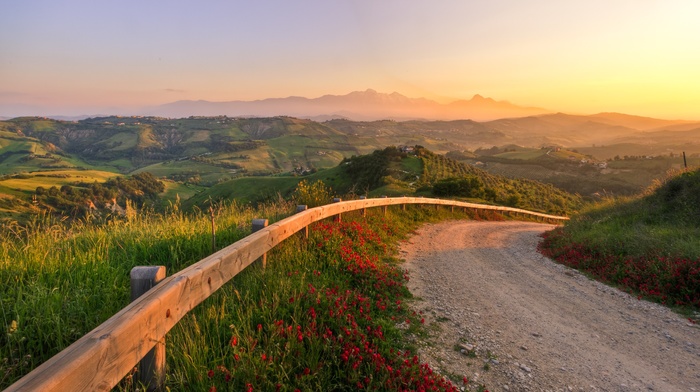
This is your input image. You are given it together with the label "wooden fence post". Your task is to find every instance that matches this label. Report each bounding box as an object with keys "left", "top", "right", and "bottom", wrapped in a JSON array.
[
  {"left": 359, "top": 196, "right": 367, "bottom": 217},
  {"left": 381, "top": 195, "right": 388, "bottom": 215},
  {"left": 333, "top": 198, "right": 342, "bottom": 222},
  {"left": 252, "top": 219, "right": 269, "bottom": 268},
  {"left": 296, "top": 205, "right": 309, "bottom": 238},
  {"left": 130, "top": 266, "right": 166, "bottom": 391}
]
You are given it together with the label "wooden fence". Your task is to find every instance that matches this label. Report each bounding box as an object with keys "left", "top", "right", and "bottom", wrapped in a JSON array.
[{"left": 5, "top": 197, "right": 568, "bottom": 391}]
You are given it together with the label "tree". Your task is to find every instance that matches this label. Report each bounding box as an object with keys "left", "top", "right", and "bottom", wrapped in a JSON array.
[{"left": 60, "top": 185, "right": 74, "bottom": 196}]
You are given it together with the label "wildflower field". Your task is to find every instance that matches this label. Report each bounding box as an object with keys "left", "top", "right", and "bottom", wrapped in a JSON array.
[
  {"left": 180, "top": 213, "right": 471, "bottom": 391},
  {"left": 1, "top": 197, "right": 492, "bottom": 391}
]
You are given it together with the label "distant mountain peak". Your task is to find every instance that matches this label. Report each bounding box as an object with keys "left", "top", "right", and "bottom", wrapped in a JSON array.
[
  {"left": 470, "top": 94, "right": 498, "bottom": 103},
  {"left": 348, "top": 88, "right": 379, "bottom": 96}
]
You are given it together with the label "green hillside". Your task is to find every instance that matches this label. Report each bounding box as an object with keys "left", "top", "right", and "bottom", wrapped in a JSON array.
[
  {"left": 182, "top": 165, "right": 350, "bottom": 208},
  {"left": 0, "top": 116, "right": 367, "bottom": 183},
  {"left": 187, "top": 147, "right": 583, "bottom": 215},
  {"left": 454, "top": 145, "right": 698, "bottom": 197},
  {"left": 3, "top": 115, "right": 692, "bottom": 217},
  {"left": 539, "top": 168, "right": 700, "bottom": 309},
  {"left": 417, "top": 148, "right": 582, "bottom": 214}
]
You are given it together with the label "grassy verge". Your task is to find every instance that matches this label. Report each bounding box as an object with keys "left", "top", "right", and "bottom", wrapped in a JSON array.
[
  {"left": 538, "top": 169, "right": 700, "bottom": 312},
  {"left": 0, "top": 200, "right": 293, "bottom": 388},
  {"left": 1, "top": 200, "right": 498, "bottom": 390}
]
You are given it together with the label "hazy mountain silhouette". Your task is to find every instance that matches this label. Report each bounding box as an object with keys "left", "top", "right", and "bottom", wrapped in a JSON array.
[{"left": 144, "top": 89, "right": 550, "bottom": 121}]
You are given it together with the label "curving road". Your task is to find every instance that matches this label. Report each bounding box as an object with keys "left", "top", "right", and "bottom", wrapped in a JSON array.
[{"left": 401, "top": 221, "right": 700, "bottom": 392}]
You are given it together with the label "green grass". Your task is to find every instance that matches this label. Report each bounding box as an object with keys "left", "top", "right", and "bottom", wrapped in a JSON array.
[
  {"left": 134, "top": 160, "right": 233, "bottom": 184},
  {"left": 0, "top": 199, "right": 482, "bottom": 390},
  {"left": 102, "top": 131, "right": 138, "bottom": 151},
  {"left": 400, "top": 155, "right": 423, "bottom": 174},
  {"left": 159, "top": 180, "right": 206, "bottom": 205},
  {"left": 0, "top": 200, "right": 294, "bottom": 388},
  {"left": 369, "top": 183, "right": 414, "bottom": 197},
  {"left": 0, "top": 170, "right": 120, "bottom": 192},
  {"left": 183, "top": 165, "right": 354, "bottom": 210},
  {"left": 539, "top": 168, "right": 700, "bottom": 310},
  {"left": 136, "top": 125, "right": 161, "bottom": 150},
  {"left": 184, "top": 176, "right": 303, "bottom": 207},
  {"left": 550, "top": 169, "right": 700, "bottom": 259}
]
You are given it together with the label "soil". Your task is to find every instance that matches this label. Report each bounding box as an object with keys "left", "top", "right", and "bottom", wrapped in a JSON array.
[{"left": 401, "top": 221, "right": 700, "bottom": 392}]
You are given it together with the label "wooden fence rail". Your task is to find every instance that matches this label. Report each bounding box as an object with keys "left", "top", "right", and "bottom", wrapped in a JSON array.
[{"left": 5, "top": 197, "right": 568, "bottom": 391}]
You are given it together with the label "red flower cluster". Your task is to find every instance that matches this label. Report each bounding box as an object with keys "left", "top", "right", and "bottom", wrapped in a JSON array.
[
  {"left": 539, "top": 228, "right": 700, "bottom": 308},
  {"left": 205, "top": 219, "right": 466, "bottom": 391}
]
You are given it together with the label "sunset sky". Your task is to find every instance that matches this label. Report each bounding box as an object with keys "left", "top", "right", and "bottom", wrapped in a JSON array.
[{"left": 2, "top": 0, "right": 699, "bottom": 119}]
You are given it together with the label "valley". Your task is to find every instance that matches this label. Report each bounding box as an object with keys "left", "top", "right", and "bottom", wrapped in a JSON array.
[{"left": 1, "top": 112, "right": 698, "bottom": 221}]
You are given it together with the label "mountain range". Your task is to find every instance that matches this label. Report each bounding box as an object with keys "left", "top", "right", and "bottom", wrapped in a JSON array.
[
  {"left": 4, "top": 89, "right": 697, "bottom": 124},
  {"left": 143, "top": 89, "right": 549, "bottom": 121}
]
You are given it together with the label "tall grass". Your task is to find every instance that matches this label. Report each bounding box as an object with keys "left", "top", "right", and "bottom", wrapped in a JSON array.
[
  {"left": 0, "top": 199, "right": 294, "bottom": 387},
  {"left": 0, "top": 194, "right": 499, "bottom": 390}
]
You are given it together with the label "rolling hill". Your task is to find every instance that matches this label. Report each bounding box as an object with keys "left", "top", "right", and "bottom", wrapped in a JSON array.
[
  {"left": 1, "top": 112, "right": 698, "bottom": 219},
  {"left": 186, "top": 146, "right": 583, "bottom": 215}
]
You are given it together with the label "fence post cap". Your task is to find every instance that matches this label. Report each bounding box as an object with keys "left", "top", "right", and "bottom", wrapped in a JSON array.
[
  {"left": 130, "top": 265, "right": 166, "bottom": 281},
  {"left": 252, "top": 219, "right": 269, "bottom": 232}
]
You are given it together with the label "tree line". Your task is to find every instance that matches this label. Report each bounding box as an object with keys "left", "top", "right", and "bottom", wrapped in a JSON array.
[{"left": 34, "top": 172, "right": 164, "bottom": 217}]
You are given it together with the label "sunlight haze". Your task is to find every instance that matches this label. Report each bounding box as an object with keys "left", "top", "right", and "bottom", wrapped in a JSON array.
[{"left": 1, "top": 0, "right": 699, "bottom": 119}]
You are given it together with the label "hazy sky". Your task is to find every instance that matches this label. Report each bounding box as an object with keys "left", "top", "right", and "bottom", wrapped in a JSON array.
[{"left": 2, "top": 0, "right": 700, "bottom": 119}]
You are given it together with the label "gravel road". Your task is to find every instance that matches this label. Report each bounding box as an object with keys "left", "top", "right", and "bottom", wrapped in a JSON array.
[{"left": 401, "top": 221, "right": 700, "bottom": 392}]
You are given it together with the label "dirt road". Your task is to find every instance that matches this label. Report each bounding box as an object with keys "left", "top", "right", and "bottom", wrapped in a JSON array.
[{"left": 401, "top": 221, "right": 700, "bottom": 392}]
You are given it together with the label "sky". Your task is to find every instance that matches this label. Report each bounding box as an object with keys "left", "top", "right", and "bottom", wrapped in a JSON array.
[{"left": 1, "top": 0, "right": 700, "bottom": 119}]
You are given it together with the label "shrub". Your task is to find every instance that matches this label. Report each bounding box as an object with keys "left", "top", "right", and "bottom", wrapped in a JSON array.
[{"left": 292, "top": 180, "right": 334, "bottom": 207}]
